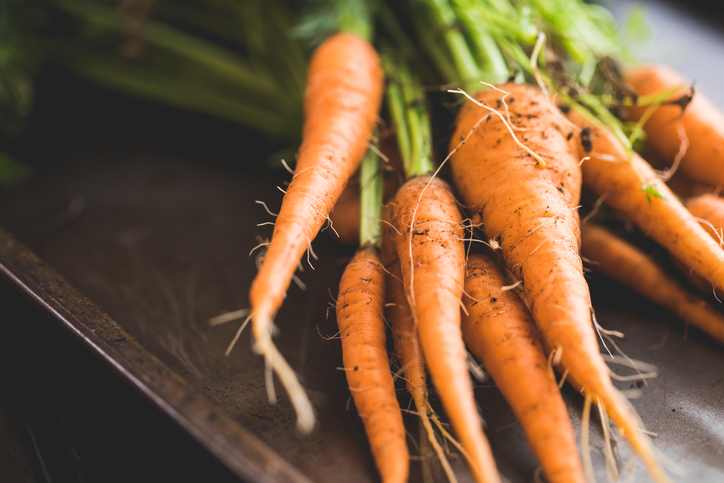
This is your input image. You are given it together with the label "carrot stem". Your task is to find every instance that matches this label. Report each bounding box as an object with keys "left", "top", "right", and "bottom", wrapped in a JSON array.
[
  {"left": 359, "top": 145, "right": 383, "bottom": 248},
  {"left": 383, "top": 57, "right": 434, "bottom": 179},
  {"left": 425, "top": 0, "right": 480, "bottom": 89}
]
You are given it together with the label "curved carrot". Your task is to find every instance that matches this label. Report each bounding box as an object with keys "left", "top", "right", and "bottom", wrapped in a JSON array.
[
  {"left": 391, "top": 175, "right": 500, "bottom": 483},
  {"left": 581, "top": 224, "right": 724, "bottom": 344},
  {"left": 248, "top": 33, "right": 384, "bottom": 432},
  {"left": 624, "top": 64, "right": 724, "bottom": 189},
  {"left": 462, "top": 252, "right": 586, "bottom": 483},
  {"left": 567, "top": 108, "right": 724, "bottom": 295},
  {"left": 450, "top": 83, "right": 669, "bottom": 483},
  {"left": 336, "top": 246, "right": 408, "bottom": 483}
]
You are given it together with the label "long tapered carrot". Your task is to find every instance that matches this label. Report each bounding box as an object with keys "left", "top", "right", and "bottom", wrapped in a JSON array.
[
  {"left": 582, "top": 224, "right": 724, "bottom": 344},
  {"left": 450, "top": 83, "right": 669, "bottom": 483},
  {"left": 336, "top": 246, "right": 408, "bottom": 483},
  {"left": 248, "top": 33, "right": 384, "bottom": 433},
  {"left": 462, "top": 252, "right": 586, "bottom": 483},
  {"left": 385, "top": 54, "right": 499, "bottom": 483},
  {"left": 567, "top": 108, "right": 724, "bottom": 295},
  {"left": 391, "top": 176, "right": 500, "bottom": 483},
  {"left": 624, "top": 64, "right": 724, "bottom": 188},
  {"left": 385, "top": 254, "right": 458, "bottom": 483}
]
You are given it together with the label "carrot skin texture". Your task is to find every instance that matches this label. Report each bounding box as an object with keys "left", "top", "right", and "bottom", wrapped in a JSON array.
[
  {"left": 567, "top": 109, "right": 724, "bottom": 295},
  {"left": 680, "top": 194, "right": 724, "bottom": 294},
  {"left": 251, "top": 33, "right": 383, "bottom": 320},
  {"left": 582, "top": 224, "right": 724, "bottom": 344},
  {"left": 687, "top": 194, "right": 724, "bottom": 241},
  {"left": 392, "top": 176, "right": 500, "bottom": 483},
  {"left": 336, "top": 247, "right": 409, "bottom": 483},
  {"left": 451, "top": 84, "right": 668, "bottom": 482},
  {"left": 462, "top": 253, "right": 586, "bottom": 483},
  {"left": 387, "top": 260, "right": 428, "bottom": 415},
  {"left": 625, "top": 64, "right": 724, "bottom": 188},
  {"left": 248, "top": 33, "right": 384, "bottom": 432}
]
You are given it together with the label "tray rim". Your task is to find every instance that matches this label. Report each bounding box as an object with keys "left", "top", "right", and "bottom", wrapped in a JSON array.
[{"left": 0, "top": 223, "right": 312, "bottom": 483}]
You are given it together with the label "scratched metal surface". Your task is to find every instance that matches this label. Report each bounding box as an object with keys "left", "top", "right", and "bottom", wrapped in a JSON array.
[
  {"left": 1, "top": 151, "right": 723, "bottom": 483},
  {"left": 0, "top": 1, "right": 723, "bottom": 482}
]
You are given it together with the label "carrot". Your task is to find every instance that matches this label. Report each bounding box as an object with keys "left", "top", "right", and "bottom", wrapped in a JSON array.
[
  {"left": 248, "top": 32, "right": 384, "bottom": 433},
  {"left": 385, "top": 255, "right": 458, "bottom": 482},
  {"left": 567, "top": 107, "right": 724, "bottom": 296},
  {"left": 336, "top": 143, "right": 408, "bottom": 482},
  {"left": 450, "top": 83, "right": 669, "bottom": 483},
  {"left": 462, "top": 252, "right": 586, "bottom": 483},
  {"left": 581, "top": 224, "right": 724, "bottom": 345},
  {"left": 624, "top": 64, "right": 724, "bottom": 189},
  {"left": 680, "top": 193, "right": 724, "bottom": 295},
  {"left": 686, "top": 193, "right": 724, "bottom": 243},
  {"left": 392, "top": 176, "right": 499, "bottom": 483},
  {"left": 336, "top": 246, "right": 408, "bottom": 483},
  {"left": 385, "top": 55, "right": 499, "bottom": 483}
]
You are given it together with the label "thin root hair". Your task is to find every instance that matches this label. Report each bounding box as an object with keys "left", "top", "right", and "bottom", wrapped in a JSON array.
[
  {"left": 656, "top": 122, "right": 688, "bottom": 182},
  {"left": 317, "top": 323, "right": 342, "bottom": 341},
  {"left": 209, "top": 308, "right": 251, "bottom": 327},
  {"left": 280, "top": 159, "right": 294, "bottom": 175},
  {"left": 448, "top": 87, "right": 548, "bottom": 168},
  {"left": 224, "top": 312, "right": 253, "bottom": 356},
  {"left": 255, "top": 200, "right": 279, "bottom": 217}
]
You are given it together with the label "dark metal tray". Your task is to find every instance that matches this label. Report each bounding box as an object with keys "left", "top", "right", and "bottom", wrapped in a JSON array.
[
  {"left": 1, "top": 1, "right": 723, "bottom": 482},
  {"left": 1, "top": 151, "right": 722, "bottom": 482}
]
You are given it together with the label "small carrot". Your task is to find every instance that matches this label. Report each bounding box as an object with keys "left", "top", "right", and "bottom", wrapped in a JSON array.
[
  {"left": 386, "top": 255, "right": 458, "bottom": 482},
  {"left": 462, "top": 252, "right": 586, "bottom": 483},
  {"left": 567, "top": 108, "right": 724, "bottom": 296},
  {"left": 624, "top": 64, "right": 724, "bottom": 189},
  {"left": 248, "top": 32, "right": 384, "bottom": 432},
  {"left": 451, "top": 83, "right": 669, "bottom": 483},
  {"left": 336, "top": 145, "right": 409, "bottom": 483},
  {"left": 385, "top": 56, "right": 499, "bottom": 483},
  {"left": 336, "top": 246, "right": 408, "bottom": 483},
  {"left": 581, "top": 224, "right": 724, "bottom": 345}
]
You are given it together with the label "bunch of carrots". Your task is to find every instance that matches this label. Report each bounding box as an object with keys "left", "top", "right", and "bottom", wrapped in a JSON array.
[{"left": 233, "top": 0, "right": 724, "bottom": 482}]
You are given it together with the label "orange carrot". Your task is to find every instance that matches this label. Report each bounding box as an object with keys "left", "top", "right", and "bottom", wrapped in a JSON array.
[
  {"left": 462, "top": 252, "right": 586, "bottom": 483},
  {"left": 451, "top": 83, "right": 669, "bottom": 482},
  {"left": 624, "top": 64, "right": 724, "bottom": 189},
  {"left": 681, "top": 193, "right": 724, "bottom": 295},
  {"left": 567, "top": 108, "right": 724, "bottom": 296},
  {"left": 385, "top": 254, "right": 458, "bottom": 482},
  {"left": 581, "top": 224, "right": 724, "bottom": 344},
  {"left": 391, "top": 175, "right": 500, "bottom": 483},
  {"left": 687, "top": 193, "right": 724, "bottom": 243},
  {"left": 248, "top": 33, "right": 384, "bottom": 432},
  {"left": 336, "top": 246, "right": 408, "bottom": 483}
]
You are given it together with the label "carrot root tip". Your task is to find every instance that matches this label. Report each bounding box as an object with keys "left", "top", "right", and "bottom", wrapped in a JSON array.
[{"left": 253, "top": 316, "right": 315, "bottom": 434}]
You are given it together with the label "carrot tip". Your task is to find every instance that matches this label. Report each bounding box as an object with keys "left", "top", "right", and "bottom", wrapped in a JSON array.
[{"left": 252, "top": 314, "right": 316, "bottom": 434}]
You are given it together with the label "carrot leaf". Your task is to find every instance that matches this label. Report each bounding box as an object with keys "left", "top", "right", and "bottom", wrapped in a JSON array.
[{"left": 642, "top": 183, "right": 666, "bottom": 204}]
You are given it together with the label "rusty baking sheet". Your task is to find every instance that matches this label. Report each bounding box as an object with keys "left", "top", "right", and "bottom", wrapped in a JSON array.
[{"left": 0, "top": 150, "right": 722, "bottom": 483}]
